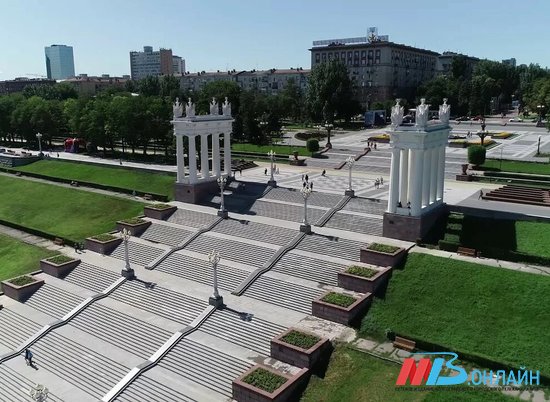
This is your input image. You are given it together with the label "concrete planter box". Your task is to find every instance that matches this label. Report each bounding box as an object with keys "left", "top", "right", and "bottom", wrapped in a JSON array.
[
  {"left": 1, "top": 276, "right": 44, "bottom": 301},
  {"left": 449, "top": 141, "right": 469, "bottom": 148},
  {"left": 337, "top": 266, "right": 392, "bottom": 294},
  {"left": 40, "top": 257, "right": 81, "bottom": 278},
  {"left": 143, "top": 205, "right": 177, "bottom": 220},
  {"left": 84, "top": 236, "right": 122, "bottom": 255},
  {"left": 116, "top": 219, "right": 151, "bottom": 236},
  {"left": 312, "top": 292, "right": 372, "bottom": 326},
  {"left": 270, "top": 328, "right": 330, "bottom": 369},
  {"left": 232, "top": 365, "right": 309, "bottom": 402},
  {"left": 360, "top": 245, "right": 406, "bottom": 268}
]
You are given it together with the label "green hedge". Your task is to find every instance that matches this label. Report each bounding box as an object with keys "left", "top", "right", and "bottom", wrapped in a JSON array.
[{"left": 438, "top": 239, "right": 459, "bottom": 252}]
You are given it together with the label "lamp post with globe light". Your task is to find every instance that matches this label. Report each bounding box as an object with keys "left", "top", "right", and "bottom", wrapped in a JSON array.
[
  {"left": 120, "top": 228, "right": 135, "bottom": 280},
  {"left": 267, "top": 150, "right": 276, "bottom": 186},
  {"left": 36, "top": 132, "right": 43, "bottom": 156},
  {"left": 217, "top": 176, "right": 228, "bottom": 218},
  {"left": 208, "top": 250, "right": 224, "bottom": 308},
  {"left": 324, "top": 122, "right": 334, "bottom": 149},
  {"left": 300, "top": 183, "right": 312, "bottom": 234},
  {"left": 345, "top": 156, "right": 355, "bottom": 196}
]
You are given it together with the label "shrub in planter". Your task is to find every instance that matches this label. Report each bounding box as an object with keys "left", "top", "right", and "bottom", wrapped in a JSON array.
[
  {"left": 244, "top": 368, "right": 287, "bottom": 393},
  {"left": 144, "top": 203, "right": 177, "bottom": 220},
  {"left": 468, "top": 145, "right": 486, "bottom": 167},
  {"left": 271, "top": 329, "right": 330, "bottom": 369},
  {"left": 306, "top": 139, "right": 320, "bottom": 156},
  {"left": 84, "top": 233, "right": 122, "bottom": 255},
  {"left": 360, "top": 243, "right": 406, "bottom": 267},
  {"left": 338, "top": 265, "right": 392, "bottom": 294},
  {"left": 40, "top": 254, "right": 81, "bottom": 278},
  {"left": 312, "top": 291, "right": 372, "bottom": 325},
  {"left": 116, "top": 217, "right": 151, "bottom": 236},
  {"left": 2, "top": 275, "right": 44, "bottom": 301}
]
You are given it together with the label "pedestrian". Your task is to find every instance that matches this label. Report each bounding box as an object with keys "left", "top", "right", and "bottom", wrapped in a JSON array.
[
  {"left": 479, "top": 190, "right": 484, "bottom": 199},
  {"left": 301, "top": 174, "right": 304, "bottom": 181},
  {"left": 119, "top": 158, "right": 123, "bottom": 165},
  {"left": 374, "top": 143, "right": 377, "bottom": 150},
  {"left": 374, "top": 179, "right": 379, "bottom": 189},
  {"left": 322, "top": 169, "right": 326, "bottom": 176},
  {"left": 305, "top": 174, "right": 309, "bottom": 182},
  {"left": 276, "top": 167, "right": 280, "bottom": 174},
  {"left": 264, "top": 168, "right": 268, "bottom": 175},
  {"left": 74, "top": 242, "right": 80, "bottom": 254},
  {"left": 239, "top": 168, "right": 242, "bottom": 176},
  {"left": 56, "top": 152, "right": 59, "bottom": 158},
  {"left": 24, "top": 349, "right": 33, "bottom": 366},
  {"left": 310, "top": 182, "right": 313, "bottom": 191},
  {"left": 380, "top": 177, "right": 384, "bottom": 185},
  {"left": 407, "top": 201, "right": 411, "bottom": 209},
  {"left": 274, "top": 164, "right": 277, "bottom": 173},
  {"left": 303, "top": 181, "right": 306, "bottom": 188}
]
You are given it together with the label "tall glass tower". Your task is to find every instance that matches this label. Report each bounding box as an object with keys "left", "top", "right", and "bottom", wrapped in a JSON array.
[{"left": 45, "top": 44, "right": 75, "bottom": 80}]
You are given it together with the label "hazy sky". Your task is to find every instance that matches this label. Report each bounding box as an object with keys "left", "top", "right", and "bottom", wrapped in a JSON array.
[{"left": 1, "top": 0, "right": 549, "bottom": 80}]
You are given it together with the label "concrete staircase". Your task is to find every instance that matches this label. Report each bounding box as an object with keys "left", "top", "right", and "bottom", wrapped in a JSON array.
[
  {"left": 0, "top": 365, "right": 63, "bottom": 402},
  {"left": 324, "top": 212, "right": 383, "bottom": 235},
  {"left": 211, "top": 218, "right": 296, "bottom": 246},
  {"left": 140, "top": 223, "right": 193, "bottom": 247},
  {"left": 0, "top": 308, "right": 41, "bottom": 350},
  {"left": 63, "top": 262, "right": 120, "bottom": 293},
  {"left": 24, "top": 284, "right": 85, "bottom": 318},
  {"left": 248, "top": 200, "right": 326, "bottom": 223},
  {"left": 296, "top": 233, "right": 364, "bottom": 262},
  {"left": 273, "top": 252, "right": 346, "bottom": 286},
  {"left": 167, "top": 209, "right": 219, "bottom": 228},
  {"left": 115, "top": 375, "right": 197, "bottom": 402},
  {"left": 110, "top": 240, "right": 165, "bottom": 267}
]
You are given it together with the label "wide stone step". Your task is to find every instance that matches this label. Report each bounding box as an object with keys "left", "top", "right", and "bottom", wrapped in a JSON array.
[
  {"left": 166, "top": 209, "right": 218, "bottom": 228},
  {"left": 63, "top": 262, "right": 119, "bottom": 293},
  {"left": 32, "top": 331, "right": 129, "bottom": 399},
  {"left": 184, "top": 234, "right": 275, "bottom": 268},
  {"left": 156, "top": 253, "right": 248, "bottom": 291},
  {"left": 249, "top": 200, "right": 326, "bottom": 224},
  {"left": 198, "top": 309, "right": 285, "bottom": 356},
  {"left": 0, "top": 365, "right": 64, "bottom": 402},
  {"left": 273, "top": 252, "right": 345, "bottom": 286},
  {"left": 110, "top": 240, "right": 165, "bottom": 267},
  {"left": 158, "top": 338, "right": 252, "bottom": 398},
  {"left": 264, "top": 187, "right": 343, "bottom": 208},
  {"left": 24, "top": 284, "right": 85, "bottom": 318},
  {"left": 325, "top": 212, "right": 383, "bottom": 236},
  {"left": 140, "top": 223, "right": 193, "bottom": 247},
  {"left": 343, "top": 197, "right": 388, "bottom": 215},
  {"left": 109, "top": 281, "right": 206, "bottom": 326},
  {"left": 296, "top": 233, "right": 363, "bottom": 262},
  {"left": 116, "top": 375, "right": 197, "bottom": 402},
  {"left": 211, "top": 218, "right": 296, "bottom": 246},
  {"left": 0, "top": 308, "right": 42, "bottom": 350},
  {"left": 70, "top": 303, "right": 172, "bottom": 359},
  {"left": 244, "top": 276, "right": 324, "bottom": 315}
]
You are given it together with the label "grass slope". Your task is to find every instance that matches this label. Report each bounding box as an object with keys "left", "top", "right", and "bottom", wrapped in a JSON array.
[
  {"left": 16, "top": 160, "right": 175, "bottom": 199},
  {"left": 0, "top": 234, "right": 56, "bottom": 281},
  {"left": 361, "top": 253, "right": 550, "bottom": 377},
  {"left": 232, "top": 143, "right": 310, "bottom": 156},
  {"left": 484, "top": 159, "right": 550, "bottom": 175},
  {"left": 301, "top": 345, "right": 519, "bottom": 402},
  {"left": 0, "top": 175, "right": 143, "bottom": 242}
]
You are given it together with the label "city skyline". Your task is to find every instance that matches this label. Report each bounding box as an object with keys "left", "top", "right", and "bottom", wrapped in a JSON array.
[{"left": 1, "top": 0, "right": 549, "bottom": 80}]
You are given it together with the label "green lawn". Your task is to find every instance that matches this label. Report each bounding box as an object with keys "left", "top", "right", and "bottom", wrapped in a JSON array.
[
  {"left": 15, "top": 160, "right": 175, "bottom": 199},
  {"left": 0, "top": 175, "right": 144, "bottom": 242},
  {"left": 360, "top": 253, "right": 550, "bottom": 377},
  {"left": 301, "top": 345, "right": 519, "bottom": 402},
  {"left": 232, "top": 143, "right": 310, "bottom": 156},
  {"left": 483, "top": 159, "right": 550, "bottom": 175},
  {"left": 0, "top": 234, "right": 56, "bottom": 281}
]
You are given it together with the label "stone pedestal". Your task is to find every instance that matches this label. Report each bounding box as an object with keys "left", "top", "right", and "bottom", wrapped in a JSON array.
[
  {"left": 344, "top": 189, "right": 355, "bottom": 197},
  {"left": 217, "top": 210, "right": 228, "bottom": 219},
  {"left": 209, "top": 295, "right": 224, "bottom": 308},
  {"left": 383, "top": 203, "right": 447, "bottom": 242},
  {"left": 267, "top": 180, "right": 277, "bottom": 187},
  {"left": 121, "top": 268, "right": 135, "bottom": 280},
  {"left": 299, "top": 224, "right": 312, "bottom": 234},
  {"left": 174, "top": 180, "right": 220, "bottom": 204}
]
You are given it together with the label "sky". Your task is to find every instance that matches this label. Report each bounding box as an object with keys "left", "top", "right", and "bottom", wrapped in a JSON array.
[{"left": 1, "top": 0, "right": 549, "bottom": 80}]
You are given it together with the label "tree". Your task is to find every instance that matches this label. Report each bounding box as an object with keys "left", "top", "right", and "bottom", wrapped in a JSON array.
[
  {"left": 306, "top": 60, "right": 356, "bottom": 123},
  {"left": 138, "top": 76, "right": 161, "bottom": 97},
  {"left": 159, "top": 75, "right": 181, "bottom": 99},
  {"left": 197, "top": 81, "right": 241, "bottom": 115},
  {"left": 468, "top": 145, "right": 486, "bottom": 166},
  {"left": 0, "top": 94, "right": 24, "bottom": 143},
  {"left": 279, "top": 78, "right": 303, "bottom": 121},
  {"left": 306, "top": 139, "right": 320, "bottom": 156}
]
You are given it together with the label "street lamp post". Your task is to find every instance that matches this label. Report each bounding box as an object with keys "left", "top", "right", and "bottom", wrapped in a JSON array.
[
  {"left": 537, "top": 105, "right": 546, "bottom": 127},
  {"left": 538, "top": 135, "right": 542, "bottom": 155},
  {"left": 324, "top": 122, "right": 334, "bottom": 149},
  {"left": 260, "top": 120, "right": 269, "bottom": 144},
  {"left": 120, "top": 228, "right": 135, "bottom": 279},
  {"left": 36, "top": 132, "right": 43, "bottom": 156},
  {"left": 300, "top": 183, "right": 312, "bottom": 234},
  {"left": 345, "top": 156, "right": 355, "bottom": 196},
  {"left": 217, "top": 176, "right": 228, "bottom": 218},
  {"left": 208, "top": 250, "right": 224, "bottom": 308},
  {"left": 267, "top": 149, "right": 276, "bottom": 187}
]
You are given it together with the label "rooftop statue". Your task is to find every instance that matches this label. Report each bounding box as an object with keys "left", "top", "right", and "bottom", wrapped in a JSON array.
[
  {"left": 185, "top": 98, "right": 195, "bottom": 118},
  {"left": 390, "top": 99, "right": 404, "bottom": 130},
  {"left": 415, "top": 98, "right": 429, "bottom": 129},
  {"left": 173, "top": 97, "right": 183, "bottom": 118},
  {"left": 222, "top": 97, "right": 232, "bottom": 116},
  {"left": 439, "top": 98, "right": 451, "bottom": 125},
  {"left": 210, "top": 97, "right": 219, "bottom": 115}
]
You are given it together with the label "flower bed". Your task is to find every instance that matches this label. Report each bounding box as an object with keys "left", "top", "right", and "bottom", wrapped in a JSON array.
[
  {"left": 40, "top": 254, "right": 81, "bottom": 278},
  {"left": 116, "top": 217, "right": 151, "bottom": 236},
  {"left": 491, "top": 132, "right": 512, "bottom": 139},
  {"left": 338, "top": 265, "right": 392, "bottom": 294},
  {"left": 232, "top": 365, "right": 309, "bottom": 402},
  {"left": 1, "top": 275, "right": 44, "bottom": 301},
  {"left": 143, "top": 203, "right": 178, "bottom": 220},
  {"left": 84, "top": 233, "right": 122, "bottom": 255},
  {"left": 368, "top": 133, "right": 390, "bottom": 143},
  {"left": 271, "top": 328, "right": 330, "bottom": 369},
  {"left": 312, "top": 291, "right": 372, "bottom": 325},
  {"left": 360, "top": 243, "right": 406, "bottom": 268}
]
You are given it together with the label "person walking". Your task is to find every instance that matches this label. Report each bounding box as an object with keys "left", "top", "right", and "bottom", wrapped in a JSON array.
[
  {"left": 24, "top": 349, "right": 33, "bottom": 366},
  {"left": 374, "top": 143, "right": 377, "bottom": 150},
  {"left": 276, "top": 167, "right": 280, "bottom": 174},
  {"left": 264, "top": 168, "right": 268, "bottom": 175},
  {"left": 301, "top": 174, "right": 304, "bottom": 181},
  {"left": 322, "top": 169, "right": 326, "bottom": 176},
  {"left": 303, "top": 181, "right": 306, "bottom": 188},
  {"left": 239, "top": 168, "right": 242, "bottom": 176},
  {"left": 380, "top": 177, "right": 384, "bottom": 185},
  {"left": 310, "top": 182, "right": 313, "bottom": 191},
  {"left": 305, "top": 174, "right": 309, "bottom": 182},
  {"left": 479, "top": 190, "right": 484, "bottom": 199}
]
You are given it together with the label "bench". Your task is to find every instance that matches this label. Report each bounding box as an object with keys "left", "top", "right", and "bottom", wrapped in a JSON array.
[
  {"left": 143, "top": 194, "right": 153, "bottom": 201},
  {"left": 457, "top": 247, "right": 477, "bottom": 257},
  {"left": 54, "top": 237, "right": 64, "bottom": 246},
  {"left": 393, "top": 336, "right": 416, "bottom": 352}
]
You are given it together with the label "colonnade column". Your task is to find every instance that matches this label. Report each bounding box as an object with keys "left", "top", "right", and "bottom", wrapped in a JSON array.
[
  {"left": 409, "top": 149, "right": 423, "bottom": 216},
  {"left": 188, "top": 135, "right": 198, "bottom": 183},
  {"left": 176, "top": 134, "right": 184, "bottom": 183},
  {"left": 200, "top": 134, "right": 210, "bottom": 179},
  {"left": 436, "top": 145, "right": 445, "bottom": 200},
  {"left": 223, "top": 132, "right": 231, "bottom": 176},
  {"left": 399, "top": 149, "right": 409, "bottom": 206},
  {"left": 422, "top": 148, "right": 431, "bottom": 207},
  {"left": 429, "top": 147, "right": 438, "bottom": 203},
  {"left": 387, "top": 147, "right": 401, "bottom": 213},
  {"left": 212, "top": 133, "right": 221, "bottom": 177}
]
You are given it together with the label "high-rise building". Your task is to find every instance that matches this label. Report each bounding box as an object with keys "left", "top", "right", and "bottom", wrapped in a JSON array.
[
  {"left": 45, "top": 44, "right": 75, "bottom": 80},
  {"left": 502, "top": 58, "right": 517, "bottom": 68},
  {"left": 172, "top": 55, "right": 185, "bottom": 75},
  {"left": 129, "top": 46, "right": 173, "bottom": 80},
  {"left": 309, "top": 30, "right": 439, "bottom": 108}
]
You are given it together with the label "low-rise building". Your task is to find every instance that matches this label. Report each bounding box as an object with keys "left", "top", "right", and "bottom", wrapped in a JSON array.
[
  {"left": 436, "top": 52, "right": 479, "bottom": 77},
  {"left": 0, "top": 77, "right": 55, "bottom": 95},
  {"left": 63, "top": 74, "right": 130, "bottom": 95},
  {"left": 130, "top": 46, "right": 174, "bottom": 80}
]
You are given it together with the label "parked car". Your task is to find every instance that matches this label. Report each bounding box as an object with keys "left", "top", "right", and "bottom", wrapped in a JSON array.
[
  {"left": 472, "top": 115, "right": 483, "bottom": 121},
  {"left": 508, "top": 118, "right": 523, "bottom": 122},
  {"left": 456, "top": 116, "right": 470, "bottom": 121}
]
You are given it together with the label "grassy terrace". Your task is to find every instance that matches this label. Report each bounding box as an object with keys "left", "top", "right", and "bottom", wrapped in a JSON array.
[
  {"left": 302, "top": 345, "right": 519, "bottom": 402},
  {"left": 360, "top": 253, "right": 550, "bottom": 377},
  {"left": 0, "top": 175, "right": 143, "bottom": 242},
  {"left": 232, "top": 143, "right": 310, "bottom": 156},
  {"left": 483, "top": 159, "right": 550, "bottom": 175},
  {"left": 15, "top": 160, "right": 175, "bottom": 199},
  {"left": 0, "top": 234, "right": 56, "bottom": 281}
]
